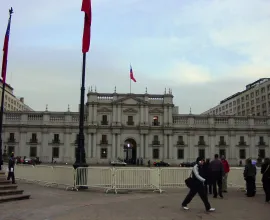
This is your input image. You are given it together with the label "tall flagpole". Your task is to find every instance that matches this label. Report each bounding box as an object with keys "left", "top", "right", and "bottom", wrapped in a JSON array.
[
  {"left": 130, "top": 76, "right": 131, "bottom": 94},
  {"left": 0, "top": 8, "right": 13, "bottom": 171},
  {"left": 73, "top": 0, "right": 91, "bottom": 169}
]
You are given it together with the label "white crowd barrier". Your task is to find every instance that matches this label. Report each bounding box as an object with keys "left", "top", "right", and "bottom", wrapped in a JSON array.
[{"left": 6, "top": 165, "right": 264, "bottom": 193}]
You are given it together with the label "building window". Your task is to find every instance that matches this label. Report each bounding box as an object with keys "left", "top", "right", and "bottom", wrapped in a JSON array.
[
  {"left": 239, "top": 136, "right": 245, "bottom": 145},
  {"left": 219, "top": 136, "right": 225, "bottom": 145},
  {"left": 153, "top": 149, "right": 159, "bottom": 159},
  {"left": 31, "top": 133, "right": 37, "bottom": 142},
  {"left": 259, "top": 136, "right": 265, "bottom": 145},
  {"left": 177, "top": 149, "right": 184, "bottom": 159},
  {"left": 259, "top": 149, "right": 265, "bottom": 159},
  {"left": 239, "top": 149, "right": 246, "bottom": 159},
  {"left": 152, "top": 135, "right": 160, "bottom": 145},
  {"left": 9, "top": 133, "right": 15, "bottom": 142},
  {"left": 127, "top": 116, "right": 134, "bottom": 125},
  {"left": 152, "top": 116, "right": 160, "bottom": 126},
  {"left": 198, "top": 136, "right": 205, "bottom": 145},
  {"left": 100, "top": 148, "right": 107, "bottom": 159},
  {"left": 198, "top": 149, "right": 205, "bottom": 159},
  {"left": 101, "top": 135, "right": 108, "bottom": 144},
  {"left": 8, "top": 146, "right": 14, "bottom": 156},
  {"left": 52, "top": 147, "right": 59, "bottom": 158},
  {"left": 53, "top": 134, "right": 60, "bottom": 143},
  {"left": 219, "top": 149, "right": 226, "bottom": 158},
  {"left": 101, "top": 115, "right": 108, "bottom": 125},
  {"left": 177, "top": 136, "right": 184, "bottom": 145},
  {"left": 30, "top": 146, "right": 37, "bottom": 157}
]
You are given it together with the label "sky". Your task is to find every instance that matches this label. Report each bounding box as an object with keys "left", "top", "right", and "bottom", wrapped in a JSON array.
[{"left": 1, "top": 0, "right": 270, "bottom": 114}]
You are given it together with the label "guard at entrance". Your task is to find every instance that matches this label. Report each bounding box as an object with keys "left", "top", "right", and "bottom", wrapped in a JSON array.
[{"left": 7, "top": 152, "right": 16, "bottom": 184}]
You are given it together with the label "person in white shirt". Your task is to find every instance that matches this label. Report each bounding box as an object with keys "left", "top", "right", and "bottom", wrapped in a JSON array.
[{"left": 182, "top": 157, "right": 215, "bottom": 212}]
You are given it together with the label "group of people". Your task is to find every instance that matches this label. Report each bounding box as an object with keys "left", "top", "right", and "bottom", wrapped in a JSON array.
[{"left": 181, "top": 154, "right": 270, "bottom": 212}]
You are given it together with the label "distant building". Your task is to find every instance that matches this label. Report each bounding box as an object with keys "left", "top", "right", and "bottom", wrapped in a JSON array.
[
  {"left": 2, "top": 89, "right": 270, "bottom": 165},
  {"left": 202, "top": 78, "right": 270, "bottom": 116},
  {"left": 0, "top": 79, "right": 33, "bottom": 111}
]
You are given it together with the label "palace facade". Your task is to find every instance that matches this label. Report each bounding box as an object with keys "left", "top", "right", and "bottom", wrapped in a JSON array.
[{"left": 2, "top": 90, "right": 270, "bottom": 165}]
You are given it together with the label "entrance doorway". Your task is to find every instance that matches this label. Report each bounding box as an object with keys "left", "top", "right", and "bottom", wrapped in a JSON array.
[{"left": 124, "top": 138, "right": 137, "bottom": 165}]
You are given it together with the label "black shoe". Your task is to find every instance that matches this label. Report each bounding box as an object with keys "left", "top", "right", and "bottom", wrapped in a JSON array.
[
  {"left": 219, "top": 195, "right": 223, "bottom": 198},
  {"left": 223, "top": 190, "right": 227, "bottom": 193},
  {"left": 213, "top": 196, "right": 217, "bottom": 198}
]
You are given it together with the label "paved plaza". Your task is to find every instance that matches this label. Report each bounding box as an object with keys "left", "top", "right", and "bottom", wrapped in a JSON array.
[{"left": 0, "top": 182, "right": 269, "bottom": 220}]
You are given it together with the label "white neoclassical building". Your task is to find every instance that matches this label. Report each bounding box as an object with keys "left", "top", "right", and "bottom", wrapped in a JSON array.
[{"left": 1, "top": 90, "right": 270, "bottom": 165}]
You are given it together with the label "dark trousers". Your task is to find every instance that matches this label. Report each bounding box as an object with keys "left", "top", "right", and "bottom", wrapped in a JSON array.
[
  {"left": 262, "top": 179, "right": 270, "bottom": 202},
  {"left": 204, "top": 182, "right": 212, "bottom": 194},
  {"left": 7, "top": 171, "right": 15, "bottom": 184},
  {"left": 246, "top": 176, "right": 256, "bottom": 197},
  {"left": 182, "top": 182, "right": 211, "bottom": 211},
  {"left": 212, "top": 173, "right": 222, "bottom": 197}
]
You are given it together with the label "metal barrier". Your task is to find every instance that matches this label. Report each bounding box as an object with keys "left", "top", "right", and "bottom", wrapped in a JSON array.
[{"left": 5, "top": 165, "right": 265, "bottom": 193}]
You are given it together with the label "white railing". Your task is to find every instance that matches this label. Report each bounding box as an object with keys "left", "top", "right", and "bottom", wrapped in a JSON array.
[{"left": 7, "top": 165, "right": 263, "bottom": 193}]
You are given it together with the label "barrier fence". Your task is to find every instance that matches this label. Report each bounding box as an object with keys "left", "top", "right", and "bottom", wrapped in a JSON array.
[{"left": 3, "top": 165, "right": 263, "bottom": 193}]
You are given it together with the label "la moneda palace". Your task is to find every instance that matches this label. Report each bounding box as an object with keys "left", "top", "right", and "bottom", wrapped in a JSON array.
[{"left": 2, "top": 90, "right": 270, "bottom": 165}]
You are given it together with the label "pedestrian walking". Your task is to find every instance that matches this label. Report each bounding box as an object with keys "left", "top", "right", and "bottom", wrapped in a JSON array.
[
  {"left": 182, "top": 157, "right": 215, "bottom": 212},
  {"left": 221, "top": 155, "right": 230, "bottom": 193},
  {"left": 261, "top": 158, "right": 270, "bottom": 203},
  {"left": 244, "top": 158, "right": 256, "bottom": 197},
  {"left": 210, "top": 154, "right": 224, "bottom": 198},
  {"left": 7, "top": 152, "right": 16, "bottom": 184}
]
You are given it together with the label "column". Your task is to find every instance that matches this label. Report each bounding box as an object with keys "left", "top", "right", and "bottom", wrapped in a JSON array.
[
  {"left": 140, "top": 106, "right": 144, "bottom": 123},
  {"left": 88, "top": 104, "right": 93, "bottom": 123},
  {"left": 64, "top": 132, "right": 71, "bottom": 162},
  {"left": 117, "top": 105, "right": 121, "bottom": 124},
  {"left": 40, "top": 131, "right": 48, "bottom": 162},
  {"left": 168, "top": 107, "right": 172, "bottom": 124},
  {"left": 163, "top": 107, "right": 168, "bottom": 125},
  {"left": 113, "top": 105, "right": 116, "bottom": 122},
  {"left": 145, "top": 134, "right": 149, "bottom": 158},
  {"left": 112, "top": 134, "right": 116, "bottom": 159},
  {"left": 163, "top": 135, "right": 168, "bottom": 159},
  {"left": 168, "top": 135, "right": 172, "bottom": 159},
  {"left": 93, "top": 105, "right": 97, "bottom": 123},
  {"left": 87, "top": 133, "right": 92, "bottom": 158},
  {"left": 145, "top": 106, "right": 149, "bottom": 124},
  {"left": 92, "top": 133, "right": 97, "bottom": 158},
  {"left": 19, "top": 131, "right": 27, "bottom": 159},
  {"left": 140, "top": 134, "right": 144, "bottom": 158},
  {"left": 116, "top": 134, "right": 122, "bottom": 158},
  {"left": 249, "top": 135, "right": 255, "bottom": 158}
]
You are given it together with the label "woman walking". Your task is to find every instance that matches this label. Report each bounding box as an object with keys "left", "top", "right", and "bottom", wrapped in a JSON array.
[
  {"left": 182, "top": 157, "right": 215, "bottom": 212},
  {"left": 261, "top": 158, "right": 270, "bottom": 203}
]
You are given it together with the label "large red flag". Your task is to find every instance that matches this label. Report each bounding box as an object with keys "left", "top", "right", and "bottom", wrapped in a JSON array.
[
  {"left": 1, "top": 10, "right": 12, "bottom": 83},
  {"left": 81, "top": 0, "right": 92, "bottom": 53}
]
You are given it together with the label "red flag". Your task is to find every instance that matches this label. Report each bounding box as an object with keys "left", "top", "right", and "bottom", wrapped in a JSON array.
[
  {"left": 81, "top": 0, "right": 92, "bottom": 53},
  {"left": 130, "top": 65, "right": 136, "bottom": 82},
  {"left": 1, "top": 11, "right": 12, "bottom": 83}
]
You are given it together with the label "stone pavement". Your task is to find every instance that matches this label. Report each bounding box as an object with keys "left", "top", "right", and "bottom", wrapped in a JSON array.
[{"left": 0, "top": 183, "right": 269, "bottom": 220}]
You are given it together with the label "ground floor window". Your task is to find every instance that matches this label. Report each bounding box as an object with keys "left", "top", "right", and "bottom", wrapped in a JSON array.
[
  {"left": 101, "top": 148, "right": 107, "bottom": 159},
  {"left": 153, "top": 149, "right": 159, "bottom": 159},
  {"left": 198, "top": 149, "right": 205, "bottom": 159},
  {"left": 239, "top": 149, "right": 246, "bottom": 159},
  {"left": 258, "top": 149, "right": 265, "bottom": 158},
  {"left": 30, "top": 146, "right": 37, "bottom": 157},
  {"left": 177, "top": 149, "right": 184, "bottom": 159},
  {"left": 52, "top": 147, "right": 59, "bottom": 158},
  {"left": 8, "top": 146, "right": 15, "bottom": 156},
  {"left": 219, "top": 149, "right": 226, "bottom": 158}
]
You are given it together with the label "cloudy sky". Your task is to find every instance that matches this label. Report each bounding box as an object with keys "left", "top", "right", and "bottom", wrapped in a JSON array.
[{"left": 1, "top": 0, "right": 270, "bottom": 113}]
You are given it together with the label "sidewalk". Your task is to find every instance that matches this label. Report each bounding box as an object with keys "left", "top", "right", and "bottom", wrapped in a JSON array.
[{"left": 0, "top": 183, "right": 269, "bottom": 220}]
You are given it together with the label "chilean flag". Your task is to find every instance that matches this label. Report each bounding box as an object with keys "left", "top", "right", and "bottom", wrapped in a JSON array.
[
  {"left": 1, "top": 10, "right": 13, "bottom": 83},
  {"left": 130, "top": 65, "right": 136, "bottom": 82},
  {"left": 81, "top": 0, "right": 92, "bottom": 53}
]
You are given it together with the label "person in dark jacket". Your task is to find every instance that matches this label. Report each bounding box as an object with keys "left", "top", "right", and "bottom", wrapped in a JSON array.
[
  {"left": 244, "top": 158, "right": 256, "bottom": 197},
  {"left": 7, "top": 152, "right": 16, "bottom": 184},
  {"left": 209, "top": 154, "right": 224, "bottom": 198},
  {"left": 182, "top": 157, "right": 215, "bottom": 212},
  {"left": 203, "top": 158, "right": 212, "bottom": 194},
  {"left": 261, "top": 158, "right": 270, "bottom": 203}
]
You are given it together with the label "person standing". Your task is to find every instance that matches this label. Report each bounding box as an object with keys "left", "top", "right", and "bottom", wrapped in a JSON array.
[
  {"left": 261, "top": 158, "right": 270, "bottom": 203},
  {"left": 203, "top": 158, "right": 212, "bottom": 194},
  {"left": 210, "top": 154, "right": 224, "bottom": 198},
  {"left": 7, "top": 152, "right": 16, "bottom": 184},
  {"left": 221, "top": 155, "right": 230, "bottom": 193},
  {"left": 182, "top": 157, "right": 215, "bottom": 212},
  {"left": 244, "top": 158, "right": 256, "bottom": 197}
]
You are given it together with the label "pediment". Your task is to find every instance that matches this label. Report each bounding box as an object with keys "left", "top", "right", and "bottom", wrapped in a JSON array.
[
  {"left": 112, "top": 95, "right": 146, "bottom": 105},
  {"left": 123, "top": 108, "right": 138, "bottom": 113},
  {"left": 149, "top": 108, "right": 163, "bottom": 113},
  {"left": 97, "top": 107, "right": 112, "bottom": 113}
]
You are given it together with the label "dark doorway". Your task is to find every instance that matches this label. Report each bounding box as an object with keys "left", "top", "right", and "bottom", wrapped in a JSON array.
[{"left": 124, "top": 138, "right": 137, "bottom": 165}]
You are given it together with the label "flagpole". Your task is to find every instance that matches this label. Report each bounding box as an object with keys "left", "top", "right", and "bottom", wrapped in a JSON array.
[
  {"left": 130, "top": 77, "right": 131, "bottom": 94},
  {"left": 0, "top": 8, "right": 13, "bottom": 171}
]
